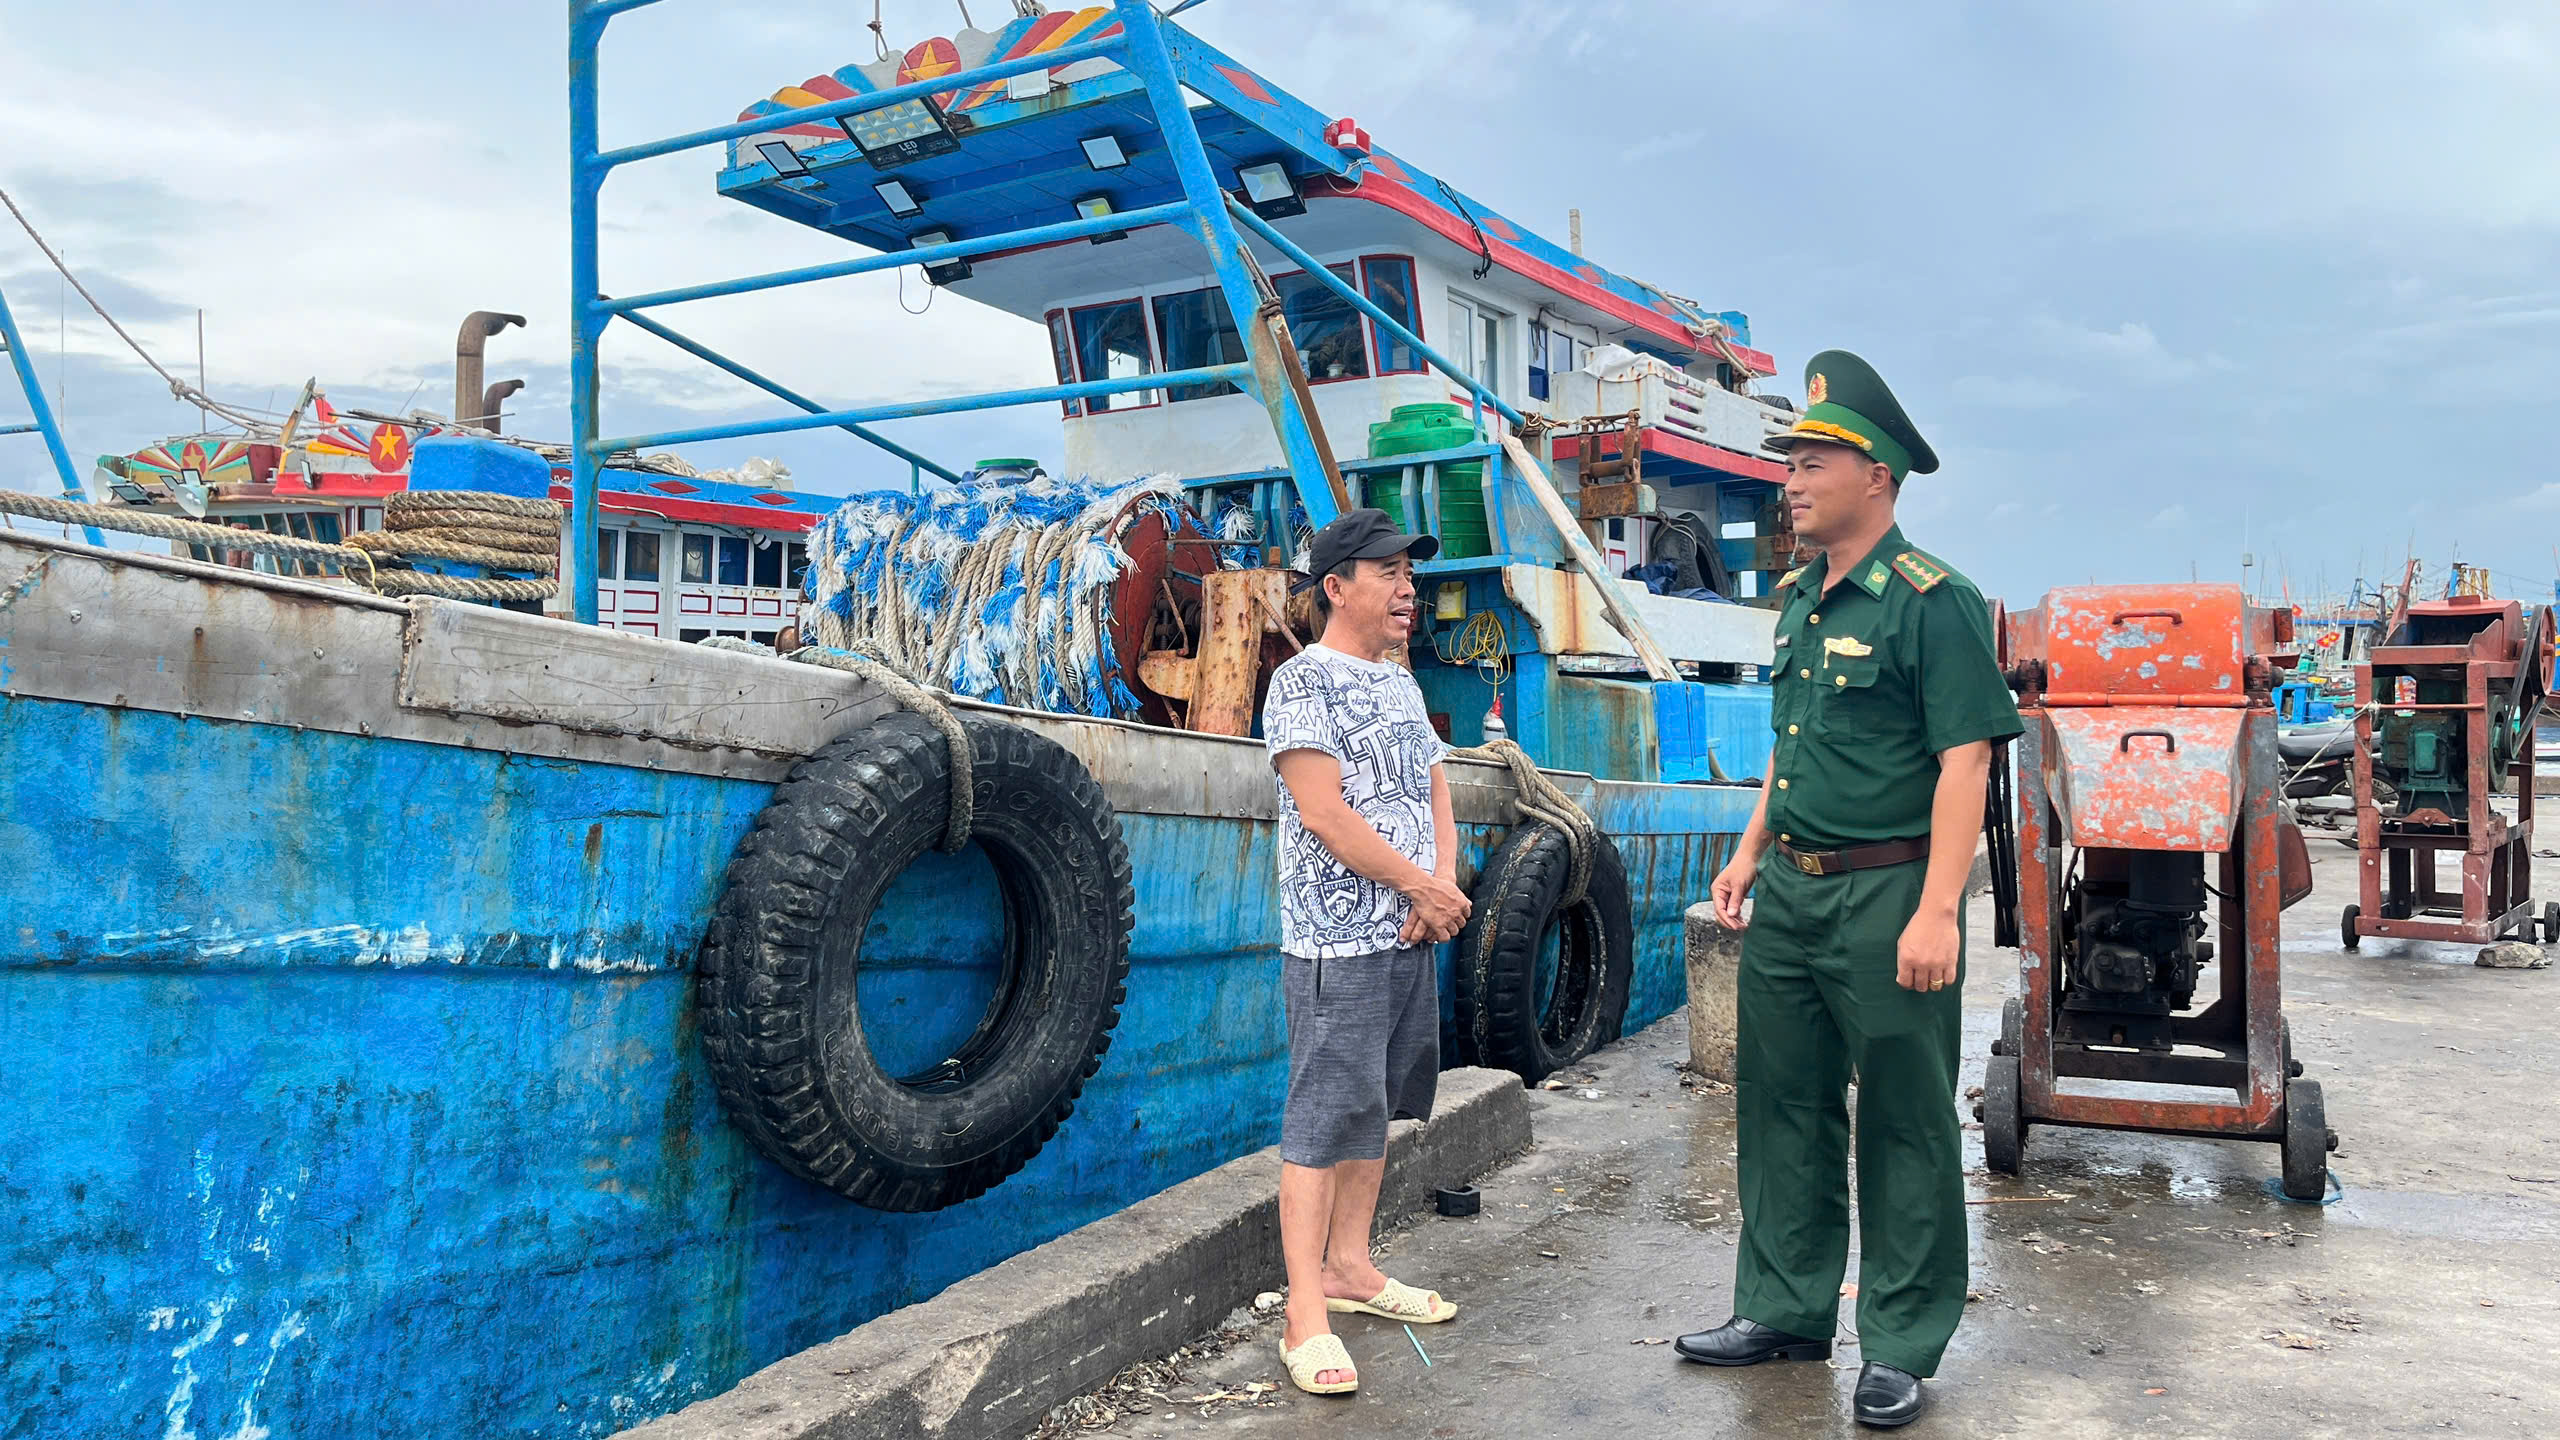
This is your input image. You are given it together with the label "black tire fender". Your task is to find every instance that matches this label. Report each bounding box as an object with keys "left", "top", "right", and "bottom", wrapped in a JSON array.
[
  {"left": 697, "top": 711, "right": 1134, "bottom": 1212},
  {"left": 1452, "top": 822, "right": 1635, "bottom": 1083}
]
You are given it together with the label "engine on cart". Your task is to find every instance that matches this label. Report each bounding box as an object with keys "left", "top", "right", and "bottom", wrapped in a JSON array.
[{"left": 2060, "top": 850, "right": 2211, "bottom": 1051}]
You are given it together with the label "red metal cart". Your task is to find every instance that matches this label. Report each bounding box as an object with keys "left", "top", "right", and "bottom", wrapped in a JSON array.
[{"left": 1983, "top": 585, "right": 2333, "bottom": 1201}]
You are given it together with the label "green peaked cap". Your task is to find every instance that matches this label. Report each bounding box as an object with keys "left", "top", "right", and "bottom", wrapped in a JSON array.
[{"left": 1761, "top": 349, "right": 1939, "bottom": 479}]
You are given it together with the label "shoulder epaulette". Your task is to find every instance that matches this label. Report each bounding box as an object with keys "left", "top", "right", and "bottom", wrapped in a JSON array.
[
  {"left": 1892, "top": 550, "right": 1950, "bottom": 593},
  {"left": 1778, "top": 567, "right": 1805, "bottom": 590}
]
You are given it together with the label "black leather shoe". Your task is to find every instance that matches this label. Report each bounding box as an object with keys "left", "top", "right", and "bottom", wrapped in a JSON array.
[
  {"left": 1854, "top": 1362, "right": 1925, "bottom": 1428},
  {"left": 1672, "top": 1316, "right": 1832, "bottom": 1366}
]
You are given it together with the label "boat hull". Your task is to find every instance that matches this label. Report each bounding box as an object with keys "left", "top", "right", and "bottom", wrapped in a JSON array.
[{"left": 0, "top": 533, "right": 1751, "bottom": 1438}]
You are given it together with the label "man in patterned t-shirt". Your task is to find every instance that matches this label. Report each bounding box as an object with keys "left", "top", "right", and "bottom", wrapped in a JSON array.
[{"left": 1261, "top": 509, "right": 1472, "bottom": 1395}]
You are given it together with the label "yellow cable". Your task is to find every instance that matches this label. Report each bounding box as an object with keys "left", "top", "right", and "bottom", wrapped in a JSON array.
[{"left": 1433, "top": 608, "right": 1511, "bottom": 685}]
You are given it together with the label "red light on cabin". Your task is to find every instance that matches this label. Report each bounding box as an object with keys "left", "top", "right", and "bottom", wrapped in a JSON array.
[{"left": 1326, "top": 118, "right": 1371, "bottom": 154}]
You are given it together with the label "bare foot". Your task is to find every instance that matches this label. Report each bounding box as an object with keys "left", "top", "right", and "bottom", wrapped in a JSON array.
[{"left": 1282, "top": 1308, "right": 1352, "bottom": 1387}]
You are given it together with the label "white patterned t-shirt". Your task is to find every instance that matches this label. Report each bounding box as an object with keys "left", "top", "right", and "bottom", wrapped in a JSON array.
[{"left": 1263, "top": 643, "right": 1448, "bottom": 960}]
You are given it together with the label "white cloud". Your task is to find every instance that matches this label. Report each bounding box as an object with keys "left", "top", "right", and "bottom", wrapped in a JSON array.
[
  {"left": 2030, "top": 316, "right": 2230, "bottom": 384},
  {"left": 1987, "top": 501, "right": 2023, "bottom": 522},
  {"left": 2149, "top": 505, "right": 2191, "bottom": 530}
]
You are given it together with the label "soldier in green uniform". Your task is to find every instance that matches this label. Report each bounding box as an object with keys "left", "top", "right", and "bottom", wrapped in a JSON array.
[{"left": 1674, "top": 351, "right": 2021, "bottom": 1429}]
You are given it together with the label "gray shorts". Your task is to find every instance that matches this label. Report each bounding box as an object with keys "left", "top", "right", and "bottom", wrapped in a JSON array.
[{"left": 1281, "top": 944, "right": 1440, "bottom": 1168}]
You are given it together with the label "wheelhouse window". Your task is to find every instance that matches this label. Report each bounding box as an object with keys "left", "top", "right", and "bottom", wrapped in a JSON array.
[
  {"left": 1045, "top": 310, "right": 1082, "bottom": 418},
  {"left": 1152, "top": 288, "right": 1246, "bottom": 403},
  {"left": 1361, "top": 257, "right": 1422, "bottom": 374},
  {"left": 1276, "top": 264, "right": 1367, "bottom": 382},
  {"left": 597, "top": 528, "right": 621, "bottom": 581},
  {"left": 623, "top": 531, "right": 661, "bottom": 583},
  {"left": 785, "top": 541, "right": 809, "bottom": 591},
  {"left": 681, "top": 534, "right": 712, "bottom": 584},
  {"left": 752, "top": 538, "right": 785, "bottom": 589},
  {"left": 1069, "top": 300, "right": 1160, "bottom": 411},
  {"left": 1447, "top": 292, "right": 1510, "bottom": 402},
  {"left": 717, "top": 536, "right": 749, "bottom": 587},
  {"left": 1531, "top": 322, "right": 1587, "bottom": 401}
]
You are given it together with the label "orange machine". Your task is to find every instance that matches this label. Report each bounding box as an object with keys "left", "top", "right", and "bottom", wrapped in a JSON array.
[{"left": 1983, "top": 585, "right": 2335, "bottom": 1201}]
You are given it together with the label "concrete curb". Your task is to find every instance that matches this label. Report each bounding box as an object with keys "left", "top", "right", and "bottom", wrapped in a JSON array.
[{"left": 616, "top": 1067, "right": 1532, "bottom": 1440}]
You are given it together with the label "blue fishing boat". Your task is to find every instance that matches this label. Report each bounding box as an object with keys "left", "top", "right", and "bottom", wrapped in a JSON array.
[{"left": 0, "top": 3, "right": 1803, "bottom": 1435}]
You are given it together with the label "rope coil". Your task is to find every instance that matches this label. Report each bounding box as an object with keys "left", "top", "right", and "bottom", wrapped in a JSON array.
[{"left": 0, "top": 490, "right": 564, "bottom": 603}]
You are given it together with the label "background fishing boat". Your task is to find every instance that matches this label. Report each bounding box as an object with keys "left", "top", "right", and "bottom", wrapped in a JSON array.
[{"left": 0, "top": 3, "right": 1805, "bottom": 1435}]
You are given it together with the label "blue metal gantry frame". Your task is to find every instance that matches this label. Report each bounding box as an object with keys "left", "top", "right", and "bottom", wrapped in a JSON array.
[
  {"left": 566, "top": 0, "right": 1393, "bottom": 625},
  {"left": 0, "top": 279, "right": 103, "bottom": 546}
]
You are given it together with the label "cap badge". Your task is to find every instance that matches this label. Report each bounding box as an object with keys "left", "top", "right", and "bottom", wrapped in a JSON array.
[{"left": 1806, "top": 372, "right": 1829, "bottom": 406}]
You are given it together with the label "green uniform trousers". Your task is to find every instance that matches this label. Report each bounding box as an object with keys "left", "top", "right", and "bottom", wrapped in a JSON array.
[{"left": 1732, "top": 853, "right": 1966, "bottom": 1377}]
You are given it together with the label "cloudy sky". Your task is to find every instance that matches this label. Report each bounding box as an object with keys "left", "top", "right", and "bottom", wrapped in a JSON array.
[{"left": 2, "top": 1, "right": 2554, "bottom": 603}]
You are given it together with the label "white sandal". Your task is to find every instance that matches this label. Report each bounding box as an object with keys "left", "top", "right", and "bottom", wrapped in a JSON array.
[
  {"left": 1326, "top": 1277, "right": 1459, "bottom": 1324},
  {"left": 1280, "top": 1332, "right": 1359, "bottom": 1395}
]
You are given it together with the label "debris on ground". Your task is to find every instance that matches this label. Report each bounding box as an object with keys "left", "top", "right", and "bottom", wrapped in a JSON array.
[
  {"left": 2264, "top": 1330, "right": 2331, "bottom": 1351},
  {"left": 1023, "top": 1312, "right": 1272, "bottom": 1437},
  {"left": 2476, "top": 941, "right": 2551, "bottom": 970}
]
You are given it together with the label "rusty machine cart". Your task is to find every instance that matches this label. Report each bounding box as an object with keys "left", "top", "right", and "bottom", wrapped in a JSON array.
[
  {"left": 1983, "top": 586, "right": 2335, "bottom": 1201},
  {"left": 2340, "top": 596, "right": 2555, "bottom": 951}
]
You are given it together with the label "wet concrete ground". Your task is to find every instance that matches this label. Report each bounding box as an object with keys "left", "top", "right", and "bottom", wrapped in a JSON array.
[{"left": 1061, "top": 841, "right": 2560, "bottom": 1438}]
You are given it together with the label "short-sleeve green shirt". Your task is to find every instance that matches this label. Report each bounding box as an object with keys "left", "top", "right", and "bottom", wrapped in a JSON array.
[{"left": 1763, "top": 525, "right": 2023, "bottom": 849}]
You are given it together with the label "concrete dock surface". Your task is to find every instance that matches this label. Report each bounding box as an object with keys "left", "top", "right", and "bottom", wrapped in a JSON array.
[{"left": 1043, "top": 841, "right": 2560, "bottom": 1438}]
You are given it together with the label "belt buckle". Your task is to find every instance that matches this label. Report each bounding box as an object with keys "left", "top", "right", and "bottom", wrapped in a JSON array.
[{"left": 1793, "top": 850, "right": 1825, "bottom": 876}]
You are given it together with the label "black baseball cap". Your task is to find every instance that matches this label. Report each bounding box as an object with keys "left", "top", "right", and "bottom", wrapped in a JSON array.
[{"left": 1299, "top": 508, "right": 1438, "bottom": 588}]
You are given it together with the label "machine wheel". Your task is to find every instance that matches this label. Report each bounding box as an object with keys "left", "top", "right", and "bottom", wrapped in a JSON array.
[
  {"left": 2543, "top": 902, "right": 2559, "bottom": 945},
  {"left": 1992, "top": 995, "right": 2024, "bottom": 1058},
  {"left": 2340, "top": 903, "right": 2361, "bottom": 952},
  {"left": 1981, "top": 1055, "right": 2026, "bottom": 1176},
  {"left": 2280, "top": 1079, "right": 2332, "bottom": 1203}
]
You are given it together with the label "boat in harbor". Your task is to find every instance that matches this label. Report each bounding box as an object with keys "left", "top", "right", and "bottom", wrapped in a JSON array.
[{"left": 0, "top": 4, "right": 1801, "bottom": 1435}]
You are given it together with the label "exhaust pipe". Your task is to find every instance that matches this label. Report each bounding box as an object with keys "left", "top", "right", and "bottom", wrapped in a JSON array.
[
  {"left": 480, "top": 379, "right": 526, "bottom": 435},
  {"left": 455, "top": 311, "right": 526, "bottom": 429}
]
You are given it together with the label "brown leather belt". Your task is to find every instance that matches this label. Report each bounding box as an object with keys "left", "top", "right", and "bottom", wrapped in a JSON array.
[{"left": 1775, "top": 837, "right": 1930, "bottom": 877}]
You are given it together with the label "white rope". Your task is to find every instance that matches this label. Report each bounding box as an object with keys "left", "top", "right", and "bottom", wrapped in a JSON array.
[
  {"left": 1450, "top": 737, "right": 1603, "bottom": 908},
  {"left": 787, "top": 645, "right": 975, "bottom": 854}
]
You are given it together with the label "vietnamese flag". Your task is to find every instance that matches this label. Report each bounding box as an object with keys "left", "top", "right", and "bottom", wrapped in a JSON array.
[{"left": 314, "top": 393, "right": 338, "bottom": 426}]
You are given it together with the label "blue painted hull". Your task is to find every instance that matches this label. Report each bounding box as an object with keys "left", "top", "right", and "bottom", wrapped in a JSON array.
[{"left": 0, "top": 572, "right": 1754, "bottom": 1439}]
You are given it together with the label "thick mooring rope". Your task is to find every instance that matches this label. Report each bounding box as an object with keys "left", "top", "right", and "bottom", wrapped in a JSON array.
[
  {"left": 1450, "top": 737, "right": 1603, "bottom": 909},
  {"left": 787, "top": 645, "right": 975, "bottom": 854},
  {"left": 0, "top": 490, "right": 561, "bottom": 603}
]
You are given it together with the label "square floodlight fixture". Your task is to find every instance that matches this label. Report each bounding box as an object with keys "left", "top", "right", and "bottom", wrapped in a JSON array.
[
  {"left": 874, "top": 178, "right": 923, "bottom": 217},
  {"left": 754, "top": 141, "right": 810, "bottom": 178},
  {"left": 1236, "top": 160, "right": 1305, "bottom": 220},
  {"left": 1080, "top": 134, "right": 1129, "bottom": 171},
  {"left": 839, "top": 95, "right": 962, "bottom": 171},
  {"left": 911, "top": 229, "right": 973, "bottom": 286},
  {"left": 1075, "top": 194, "right": 1128, "bottom": 244},
  {"left": 180, "top": 467, "right": 204, "bottom": 488},
  {"left": 109, "top": 481, "right": 152, "bottom": 504}
]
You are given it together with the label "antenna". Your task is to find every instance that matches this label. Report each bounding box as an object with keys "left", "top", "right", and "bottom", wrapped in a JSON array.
[{"left": 1568, "top": 208, "right": 1583, "bottom": 257}]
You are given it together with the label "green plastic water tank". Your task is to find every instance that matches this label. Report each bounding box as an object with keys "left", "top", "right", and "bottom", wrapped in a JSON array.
[{"left": 1364, "top": 403, "right": 1490, "bottom": 558}]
